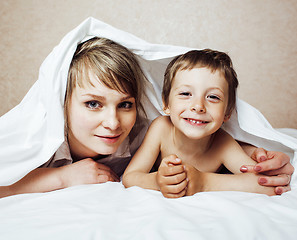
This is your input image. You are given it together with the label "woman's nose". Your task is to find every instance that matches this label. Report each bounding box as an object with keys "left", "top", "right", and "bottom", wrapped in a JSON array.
[{"left": 102, "top": 108, "right": 120, "bottom": 130}]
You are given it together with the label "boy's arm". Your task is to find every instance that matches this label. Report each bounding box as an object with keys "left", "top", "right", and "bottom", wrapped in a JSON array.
[
  {"left": 122, "top": 117, "right": 165, "bottom": 191},
  {"left": 185, "top": 166, "right": 275, "bottom": 196},
  {"left": 0, "top": 158, "right": 119, "bottom": 198},
  {"left": 184, "top": 130, "right": 275, "bottom": 196},
  {"left": 123, "top": 116, "right": 188, "bottom": 197},
  {"left": 220, "top": 131, "right": 276, "bottom": 195},
  {"left": 217, "top": 130, "right": 260, "bottom": 174}
]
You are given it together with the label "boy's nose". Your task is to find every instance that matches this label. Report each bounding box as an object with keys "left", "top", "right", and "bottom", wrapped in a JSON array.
[{"left": 190, "top": 99, "right": 206, "bottom": 113}]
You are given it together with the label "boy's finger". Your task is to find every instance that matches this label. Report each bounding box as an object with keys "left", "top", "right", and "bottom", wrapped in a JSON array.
[
  {"left": 163, "top": 188, "right": 187, "bottom": 198},
  {"left": 164, "top": 179, "right": 188, "bottom": 194},
  {"left": 162, "top": 165, "right": 185, "bottom": 176},
  {"left": 163, "top": 172, "right": 187, "bottom": 185},
  {"left": 161, "top": 155, "right": 181, "bottom": 166}
]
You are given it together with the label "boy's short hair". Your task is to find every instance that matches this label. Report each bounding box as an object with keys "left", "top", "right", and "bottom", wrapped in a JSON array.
[
  {"left": 163, "top": 49, "right": 239, "bottom": 116},
  {"left": 64, "top": 37, "right": 146, "bottom": 129}
]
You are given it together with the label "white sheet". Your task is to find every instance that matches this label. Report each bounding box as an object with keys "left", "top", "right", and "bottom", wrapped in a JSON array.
[
  {"left": 0, "top": 182, "right": 297, "bottom": 239},
  {"left": 0, "top": 17, "right": 297, "bottom": 239}
]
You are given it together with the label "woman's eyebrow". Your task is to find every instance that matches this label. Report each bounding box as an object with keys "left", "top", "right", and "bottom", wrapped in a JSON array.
[
  {"left": 81, "top": 94, "right": 105, "bottom": 100},
  {"left": 81, "top": 93, "right": 134, "bottom": 101},
  {"left": 121, "top": 95, "right": 135, "bottom": 101}
]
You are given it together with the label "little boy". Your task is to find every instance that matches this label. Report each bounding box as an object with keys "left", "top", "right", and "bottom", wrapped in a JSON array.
[{"left": 123, "top": 49, "right": 275, "bottom": 198}]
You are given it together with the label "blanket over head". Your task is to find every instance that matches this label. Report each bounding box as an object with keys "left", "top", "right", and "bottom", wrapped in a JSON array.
[{"left": 0, "top": 17, "right": 296, "bottom": 186}]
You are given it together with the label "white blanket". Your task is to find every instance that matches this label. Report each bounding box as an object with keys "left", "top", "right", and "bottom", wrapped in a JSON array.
[
  {"left": 0, "top": 17, "right": 297, "bottom": 239},
  {"left": 0, "top": 182, "right": 297, "bottom": 239}
]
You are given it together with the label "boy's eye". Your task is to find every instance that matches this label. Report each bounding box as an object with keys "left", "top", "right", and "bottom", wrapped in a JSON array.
[
  {"left": 85, "top": 100, "right": 101, "bottom": 109},
  {"left": 207, "top": 95, "right": 221, "bottom": 101},
  {"left": 118, "top": 101, "right": 133, "bottom": 109},
  {"left": 179, "top": 92, "right": 191, "bottom": 96}
]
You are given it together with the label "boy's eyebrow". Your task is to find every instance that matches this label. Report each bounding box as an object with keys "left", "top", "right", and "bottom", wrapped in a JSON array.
[
  {"left": 208, "top": 87, "right": 225, "bottom": 93},
  {"left": 174, "top": 85, "right": 225, "bottom": 93},
  {"left": 174, "top": 84, "right": 192, "bottom": 90}
]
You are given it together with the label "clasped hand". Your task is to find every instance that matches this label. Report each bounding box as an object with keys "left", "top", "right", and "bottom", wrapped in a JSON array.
[{"left": 156, "top": 149, "right": 293, "bottom": 198}]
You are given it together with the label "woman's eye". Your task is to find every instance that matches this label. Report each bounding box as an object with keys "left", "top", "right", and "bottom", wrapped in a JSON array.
[
  {"left": 85, "top": 101, "right": 101, "bottom": 109},
  {"left": 118, "top": 101, "right": 133, "bottom": 109}
]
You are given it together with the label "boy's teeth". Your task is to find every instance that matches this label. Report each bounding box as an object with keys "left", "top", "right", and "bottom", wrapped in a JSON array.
[{"left": 189, "top": 119, "right": 205, "bottom": 124}]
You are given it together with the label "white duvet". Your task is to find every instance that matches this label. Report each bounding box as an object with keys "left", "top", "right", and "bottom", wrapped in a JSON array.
[{"left": 0, "top": 17, "right": 297, "bottom": 239}]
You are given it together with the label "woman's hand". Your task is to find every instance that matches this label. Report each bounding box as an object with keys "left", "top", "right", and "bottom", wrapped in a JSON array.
[
  {"left": 156, "top": 155, "right": 188, "bottom": 198},
  {"left": 60, "top": 158, "right": 120, "bottom": 188},
  {"left": 240, "top": 148, "right": 294, "bottom": 195}
]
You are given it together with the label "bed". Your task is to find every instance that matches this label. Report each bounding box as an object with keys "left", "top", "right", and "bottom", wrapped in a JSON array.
[{"left": 0, "top": 18, "right": 296, "bottom": 240}]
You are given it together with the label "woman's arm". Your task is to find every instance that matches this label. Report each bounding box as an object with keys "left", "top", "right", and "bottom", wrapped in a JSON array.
[
  {"left": 0, "top": 158, "right": 119, "bottom": 198},
  {"left": 0, "top": 167, "right": 65, "bottom": 198}
]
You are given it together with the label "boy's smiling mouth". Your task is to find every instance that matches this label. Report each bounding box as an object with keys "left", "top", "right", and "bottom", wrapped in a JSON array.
[{"left": 184, "top": 118, "right": 209, "bottom": 125}]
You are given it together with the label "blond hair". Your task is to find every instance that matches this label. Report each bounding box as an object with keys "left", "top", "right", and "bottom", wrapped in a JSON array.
[{"left": 64, "top": 37, "right": 146, "bottom": 130}]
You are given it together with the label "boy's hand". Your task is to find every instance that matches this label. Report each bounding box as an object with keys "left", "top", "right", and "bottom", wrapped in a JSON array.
[
  {"left": 60, "top": 158, "right": 120, "bottom": 188},
  {"left": 156, "top": 155, "right": 188, "bottom": 198},
  {"left": 184, "top": 165, "right": 205, "bottom": 196},
  {"left": 240, "top": 148, "right": 293, "bottom": 195}
]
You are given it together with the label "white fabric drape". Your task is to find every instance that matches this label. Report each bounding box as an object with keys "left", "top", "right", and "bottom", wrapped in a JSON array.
[{"left": 0, "top": 17, "right": 296, "bottom": 187}]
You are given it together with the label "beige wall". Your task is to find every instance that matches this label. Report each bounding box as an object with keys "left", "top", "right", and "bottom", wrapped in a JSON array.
[{"left": 0, "top": 0, "right": 296, "bottom": 128}]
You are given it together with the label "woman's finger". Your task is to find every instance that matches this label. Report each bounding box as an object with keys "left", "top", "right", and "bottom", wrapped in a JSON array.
[
  {"left": 275, "top": 185, "right": 291, "bottom": 195},
  {"left": 258, "top": 174, "right": 291, "bottom": 187},
  {"left": 97, "top": 168, "right": 120, "bottom": 182},
  {"left": 251, "top": 148, "right": 267, "bottom": 163},
  {"left": 240, "top": 165, "right": 256, "bottom": 173}
]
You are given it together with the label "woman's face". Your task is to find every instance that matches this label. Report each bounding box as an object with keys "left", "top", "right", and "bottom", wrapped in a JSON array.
[{"left": 67, "top": 72, "right": 137, "bottom": 160}]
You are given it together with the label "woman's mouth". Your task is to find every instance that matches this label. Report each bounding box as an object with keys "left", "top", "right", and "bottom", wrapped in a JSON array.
[{"left": 95, "top": 134, "right": 121, "bottom": 144}]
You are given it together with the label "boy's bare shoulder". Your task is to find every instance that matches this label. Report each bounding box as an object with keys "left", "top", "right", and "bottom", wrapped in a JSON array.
[
  {"left": 144, "top": 116, "right": 172, "bottom": 142},
  {"left": 213, "top": 128, "right": 238, "bottom": 151},
  {"left": 150, "top": 115, "right": 172, "bottom": 129},
  {"left": 215, "top": 128, "right": 232, "bottom": 139}
]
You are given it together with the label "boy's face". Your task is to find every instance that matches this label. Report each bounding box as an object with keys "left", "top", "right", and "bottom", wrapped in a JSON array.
[
  {"left": 164, "top": 67, "right": 229, "bottom": 140},
  {"left": 67, "top": 72, "right": 137, "bottom": 160}
]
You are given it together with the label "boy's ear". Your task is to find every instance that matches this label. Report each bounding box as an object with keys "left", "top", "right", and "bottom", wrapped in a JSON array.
[
  {"left": 223, "top": 114, "right": 231, "bottom": 122},
  {"left": 163, "top": 105, "right": 170, "bottom": 115},
  {"left": 162, "top": 100, "right": 170, "bottom": 115}
]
